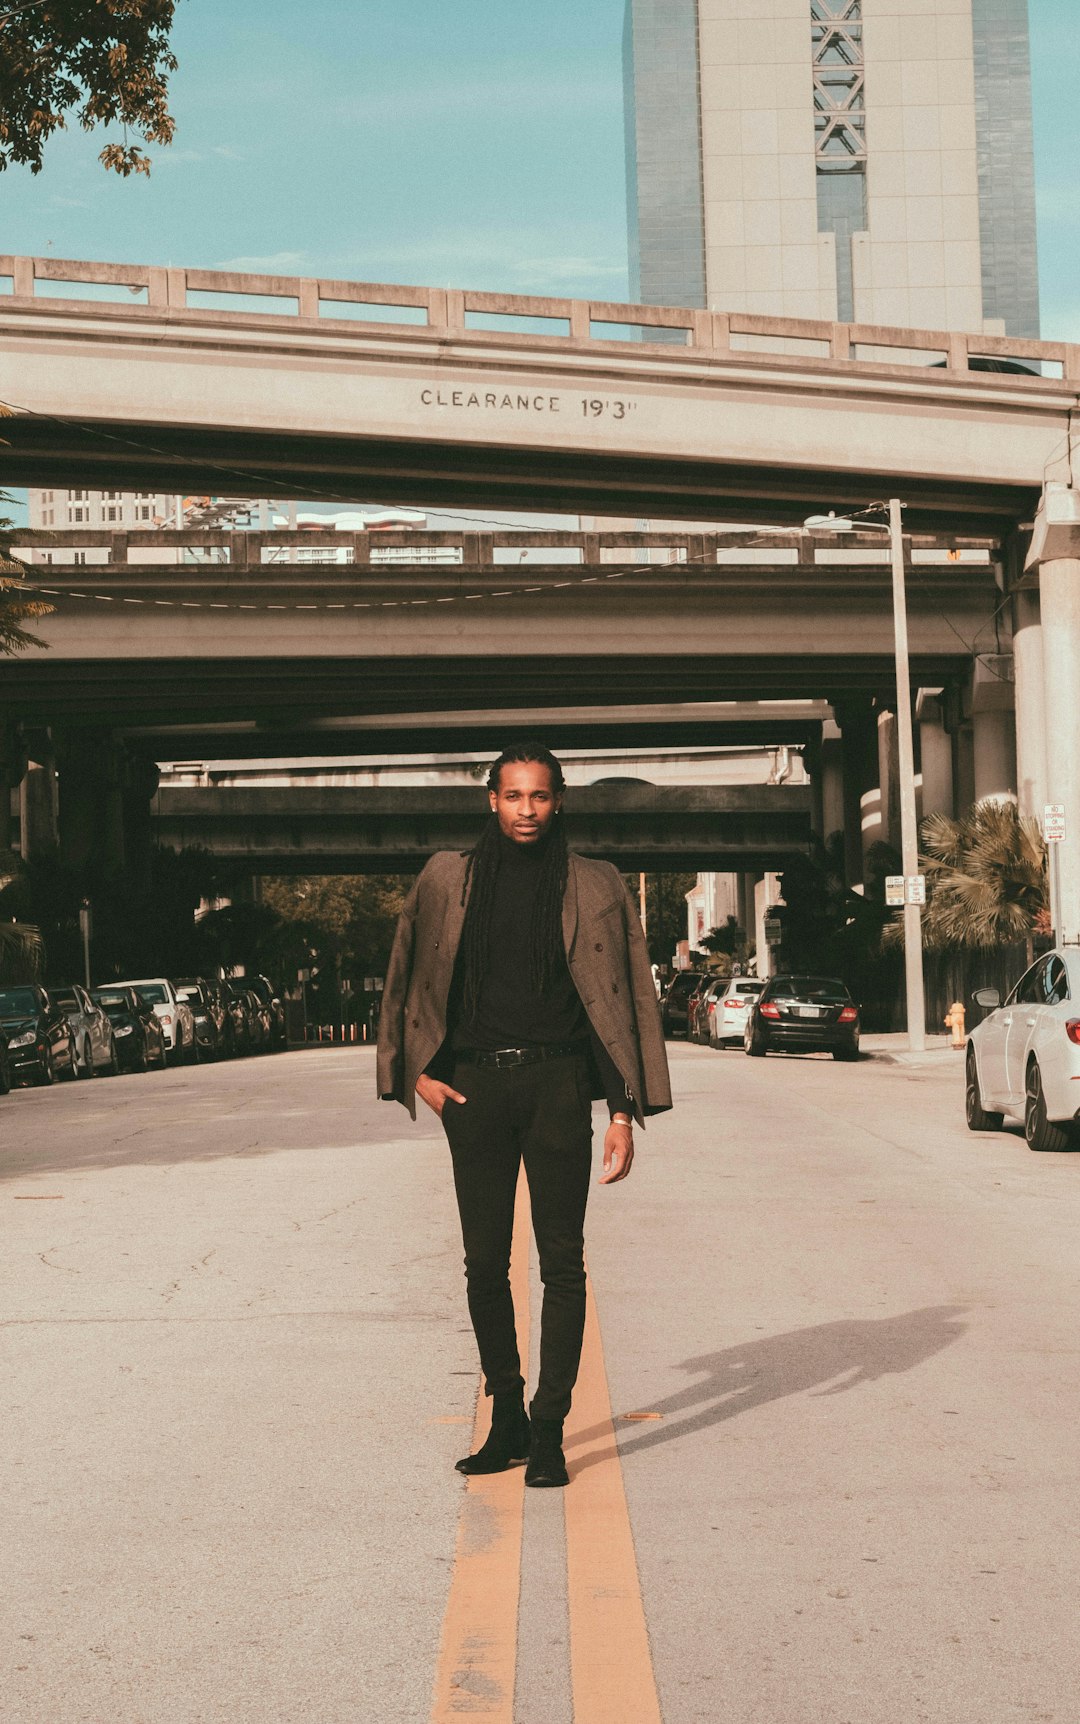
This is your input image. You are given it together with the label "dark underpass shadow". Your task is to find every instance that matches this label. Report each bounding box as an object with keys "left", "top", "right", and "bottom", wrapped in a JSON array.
[{"left": 568, "top": 1305, "right": 968, "bottom": 1472}]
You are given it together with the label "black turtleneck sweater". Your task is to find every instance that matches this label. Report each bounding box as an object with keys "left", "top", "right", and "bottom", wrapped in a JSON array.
[{"left": 434, "top": 831, "right": 628, "bottom": 1117}]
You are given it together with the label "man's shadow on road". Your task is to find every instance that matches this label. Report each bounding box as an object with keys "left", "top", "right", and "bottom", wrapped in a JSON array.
[{"left": 567, "top": 1305, "right": 968, "bottom": 1472}]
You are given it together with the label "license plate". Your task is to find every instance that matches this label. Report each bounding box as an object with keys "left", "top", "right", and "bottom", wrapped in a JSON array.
[{"left": 795, "top": 1005, "right": 823, "bottom": 1018}]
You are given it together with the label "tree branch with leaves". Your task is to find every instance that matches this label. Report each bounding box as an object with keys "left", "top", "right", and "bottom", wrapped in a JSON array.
[{"left": 0, "top": 0, "right": 179, "bottom": 178}]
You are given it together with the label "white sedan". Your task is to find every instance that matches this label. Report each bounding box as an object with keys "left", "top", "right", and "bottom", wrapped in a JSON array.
[
  {"left": 115, "top": 977, "right": 196, "bottom": 1065},
  {"left": 709, "top": 977, "right": 765, "bottom": 1047},
  {"left": 966, "top": 949, "right": 1080, "bottom": 1151}
]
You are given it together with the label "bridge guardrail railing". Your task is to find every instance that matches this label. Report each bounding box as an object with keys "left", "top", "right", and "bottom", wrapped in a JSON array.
[
  {"left": 9, "top": 529, "right": 998, "bottom": 571},
  {"left": 3, "top": 253, "right": 1078, "bottom": 380}
]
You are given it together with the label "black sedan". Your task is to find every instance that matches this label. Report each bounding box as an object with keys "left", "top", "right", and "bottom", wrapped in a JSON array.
[
  {"left": 661, "top": 971, "right": 705, "bottom": 1038},
  {"left": 174, "top": 978, "right": 228, "bottom": 1060},
  {"left": 0, "top": 984, "right": 78, "bottom": 1086},
  {"left": 247, "top": 974, "right": 287, "bottom": 1050},
  {"left": 744, "top": 974, "right": 860, "bottom": 1061},
  {"left": 90, "top": 986, "right": 167, "bottom": 1072},
  {"left": 224, "top": 980, "right": 258, "bottom": 1054}
]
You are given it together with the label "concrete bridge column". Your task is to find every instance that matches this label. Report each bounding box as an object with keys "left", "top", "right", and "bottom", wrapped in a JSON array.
[
  {"left": 20, "top": 735, "right": 59, "bottom": 860},
  {"left": 0, "top": 722, "right": 26, "bottom": 855},
  {"left": 124, "top": 757, "right": 160, "bottom": 889},
  {"left": 0, "top": 777, "right": 11, "bottom": 855},
  {"left": 1012, "top": 589, "right": 1048, "bottom": 822},
  {"left": 955, "top": 720, "right": 976, "bottom": 814},
  {"left": 738, "top": 873, "right": 758, "bottom": 950},
  {"left": 57, "top": 731, "right": 128, "bottom": 874},
  {"left": 1040, "top": 555, "right": 1080, "bottom": 943},
  {"left": 755, "top": 876, "right": 780, "bottom": 981},
  {"left": 876, "top": 709, "right": 901, "bottom": 852},
  {"left": 818, "top": 719, "right": 845, "bottom": 845},
  {"left": 833, "top": 701, "right": 878, "bottom": 889},
  {"left": 971, "top": 658, "right": 1017, "bottom": 804},
  {"left": 916, "top": 691, "right": 954, "bottom": 822}
]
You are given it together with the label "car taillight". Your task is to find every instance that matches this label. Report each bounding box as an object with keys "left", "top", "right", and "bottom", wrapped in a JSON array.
[
  {"left": 161, "top": 1013, "right": 172, "bottom": 1025},
  {"left": 838, "top": 1006, "right": 858, "bottom": 1023},
  {"left": 760, "top": 1002, "right": 780, "bottom": 1019},
  {"left": 1066, "top": 1021, "right": 1080, "bottom": 1045},
  {"left": 724, "top": 998, "right": 742, "bottom": 1009}
]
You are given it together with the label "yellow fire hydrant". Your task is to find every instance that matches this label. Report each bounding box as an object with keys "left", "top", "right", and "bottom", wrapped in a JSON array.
[{"left": 944, "top": 1000, "right": 966, "bottom": 1048}]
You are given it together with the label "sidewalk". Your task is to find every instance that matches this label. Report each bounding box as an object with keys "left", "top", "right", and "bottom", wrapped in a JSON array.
[{"left": 861, "top": 1029, "right": 965, "bottom": 1067}]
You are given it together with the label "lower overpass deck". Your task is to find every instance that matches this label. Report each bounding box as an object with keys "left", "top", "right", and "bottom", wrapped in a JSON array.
[{"left": 151, "top": 782, "right": 811, "bottom": 873}]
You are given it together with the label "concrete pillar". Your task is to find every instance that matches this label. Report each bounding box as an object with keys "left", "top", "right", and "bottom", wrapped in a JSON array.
[
  {"left": 970, "top": 658, "right": 1017, "bottom": 805},
  {"left": 124, "top": 757, "right": 160, "bottom": 888},
  {"left": 754, "top": 872, "right": 781, "bottom": 981},
  {"left": 739, "top": 872, "right": 758, "bottom": 945},
  {"left": 808, "top": 749, "right": 825, "bottom": 838},
  {"left": 835, "top": 700, "right": 878, "bottom": 888},
  {"left": 1040, "top": 556, "right": 1080, "bottom": 944},
  {"left": 703, "top": 871, "right": 738, "bottom": 930},
  {"left": 57, "top": 732, "right": 128, "bottom": 874},
  {"left": 954, "top": 721, "right": 975, "bottom": 813},
  {"left": 820, "top": 719, "right": 845, "bottom": 842},
  {"left": 876, "top": 709, "right": 901, "bottom": 852},
  {"left": 973, "top": 708, "right": 1018, "bottom": 804},
  {"left": 58, "top": 734, "right": 100, "bottom": 870},
  {"left": 0, "top": 722, "right": 25, "bottom": 855},
  {"left": 754, "top": 877, "right": 772, "bottom": 981},
  {"left": 1013, "top": 588, "right": 1048, "bottom": 821},
  {"left": 916, "top": 691, "right": 954, "bottom": 821},
  {"left": 20, "top": 757, "right": 58, "bottom": 858}
]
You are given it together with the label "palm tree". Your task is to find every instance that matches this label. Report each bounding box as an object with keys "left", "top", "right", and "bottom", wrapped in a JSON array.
[{"left": 912, "top": 800, "right": 1047, "bottom": 951}]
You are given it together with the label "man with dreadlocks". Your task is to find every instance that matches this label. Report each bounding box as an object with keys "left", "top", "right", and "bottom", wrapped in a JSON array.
[{"left": 377, "top": 742, "right": 671, "bottom": 1488}]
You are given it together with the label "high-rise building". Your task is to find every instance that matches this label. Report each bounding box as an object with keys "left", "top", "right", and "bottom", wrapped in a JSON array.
[
  {"left": 624, "top": 0, "right": 1039, "bottom": 334},
  {"left": 29, "top": 489, "right": 175, "bottom": 531}
]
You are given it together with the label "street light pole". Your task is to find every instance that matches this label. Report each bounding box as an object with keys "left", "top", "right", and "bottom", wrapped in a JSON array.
[{"left": 888, "top": 497, "right": 926, "bottom": 1051}]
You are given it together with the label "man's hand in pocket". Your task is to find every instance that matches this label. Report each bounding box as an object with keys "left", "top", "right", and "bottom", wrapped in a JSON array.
[{"left": 416, "top": 1073, "right": 467, "bottom": 1118}]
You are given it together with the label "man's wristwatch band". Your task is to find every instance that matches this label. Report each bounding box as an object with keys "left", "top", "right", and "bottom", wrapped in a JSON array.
[{"left": 610, "top": 1112, "right": 633, "bottom": 1127}]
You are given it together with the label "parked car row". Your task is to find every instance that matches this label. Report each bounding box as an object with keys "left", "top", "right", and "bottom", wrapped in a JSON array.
[
  {"left": 664, "top": 970, "right": 861, "bottom": 1061},
  {"left": 0, "top": 973, "right": 287, "bottom": 1094}
]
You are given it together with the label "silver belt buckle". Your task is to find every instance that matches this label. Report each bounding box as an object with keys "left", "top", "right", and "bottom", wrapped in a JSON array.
[{"left": 495, "top": 1047, "right": 526, "bottom": 1069}]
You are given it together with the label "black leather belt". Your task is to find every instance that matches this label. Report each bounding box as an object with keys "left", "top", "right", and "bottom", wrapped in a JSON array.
[{"left": 454, "top": 1040, "right": 589, "bottom": 1070}]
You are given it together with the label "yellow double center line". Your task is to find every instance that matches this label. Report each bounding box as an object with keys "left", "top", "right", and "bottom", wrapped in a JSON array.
[{"left": 430, "top": 1172, "right": 662, "bottom": 1722}]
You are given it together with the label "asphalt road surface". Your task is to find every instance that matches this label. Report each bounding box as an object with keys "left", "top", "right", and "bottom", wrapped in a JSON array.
[{"left": 3, "top": 1040, "right": 1079, "bottom": 1724}]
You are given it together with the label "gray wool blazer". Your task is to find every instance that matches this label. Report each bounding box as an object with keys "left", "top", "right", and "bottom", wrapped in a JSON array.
[{"left": 376, "top": 848, "right": 672, "bottom": 1126}]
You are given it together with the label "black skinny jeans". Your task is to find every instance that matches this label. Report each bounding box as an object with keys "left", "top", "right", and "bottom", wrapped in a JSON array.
[{"left": 442, "top": 1051, "right": 593, "bottom": 1422}]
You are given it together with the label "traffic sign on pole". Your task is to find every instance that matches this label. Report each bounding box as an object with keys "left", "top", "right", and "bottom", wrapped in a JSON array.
[
  {"left": 1045, "top": 804, "right": 1066, "bottom": 842},
  {"left": 906, "top": 875, "right": 926, "bottom": 905},
  {"left": 885, "top": 876, "right": 905, "bottom": 907}
]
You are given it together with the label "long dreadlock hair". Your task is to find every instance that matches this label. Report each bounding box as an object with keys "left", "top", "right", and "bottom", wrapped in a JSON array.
[{"left": 459, "top": 741, "right": 569, "bottom": 1022}]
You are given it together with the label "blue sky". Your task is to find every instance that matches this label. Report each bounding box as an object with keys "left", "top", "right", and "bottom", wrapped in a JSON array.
[
  {"left": 0, "top": 0, "right": 630, "bottom": 300},
  {"left": 1, "top": 0, "right": 1076, "bottom": 523}
]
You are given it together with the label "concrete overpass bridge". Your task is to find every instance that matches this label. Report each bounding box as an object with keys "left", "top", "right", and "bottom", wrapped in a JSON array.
[
  {"left": 3, "top": 254, "right": 1080, "bottom": 936},
  {"left": 0, "top": 525, "right": 1018, "bottom": 893},
  {"left": 149, "top": 782, "right": 811, "bottom": 874},
  {"left": 7, "top": 527, "right": 997, "bottom": 721},
  {"left": 1, "top": 253, "right": 1077, "bottom": 529}
]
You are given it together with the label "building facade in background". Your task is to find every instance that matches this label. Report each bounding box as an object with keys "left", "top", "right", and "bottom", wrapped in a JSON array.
[
  {"left": 29, "top": 489, "right": 175, "bottom": 531},
  {"left": 624, "top": 0, "right": 1039, "bottom": 333}
]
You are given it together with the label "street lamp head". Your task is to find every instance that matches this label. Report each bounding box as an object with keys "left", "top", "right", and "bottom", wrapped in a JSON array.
[{"left": 803, "top": 511, "right": 856, "bottom": 531}]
